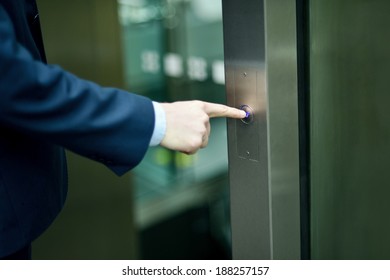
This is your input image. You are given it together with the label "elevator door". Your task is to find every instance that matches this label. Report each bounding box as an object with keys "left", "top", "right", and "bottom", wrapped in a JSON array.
[
  {"left": 309, "top": 0, "right": 390, "bottom": 259},
  {"left": 224, "top": 0, "right": 390, "bottom": 260}
]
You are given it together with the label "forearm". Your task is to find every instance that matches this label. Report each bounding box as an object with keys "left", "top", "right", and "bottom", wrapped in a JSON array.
[{"left": 0, "top": 6, "right": 155, "bottom": 173}]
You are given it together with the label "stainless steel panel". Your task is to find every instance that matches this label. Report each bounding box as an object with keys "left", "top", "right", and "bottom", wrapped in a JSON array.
[
  {"left": 223, "top": 0, "right": 301, "bottom": 259},
  {"left": 223, "top": 0, "right": 269, "bottom": 260},
  {"left": 233, "top": 68, "right": 262, "bottom": 162}
]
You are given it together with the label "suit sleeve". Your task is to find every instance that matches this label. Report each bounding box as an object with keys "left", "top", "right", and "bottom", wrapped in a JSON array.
[{"left": 0, "top": 5, "right": 155, "bottom": 175}]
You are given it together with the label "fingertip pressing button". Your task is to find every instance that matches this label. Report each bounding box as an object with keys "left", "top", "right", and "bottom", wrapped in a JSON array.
[{"left": 240, "top": 105, "right": 254, "bottom": 124}]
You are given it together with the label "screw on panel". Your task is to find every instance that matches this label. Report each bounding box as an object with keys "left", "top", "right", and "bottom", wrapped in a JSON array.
[{"left": 243, "top": 72, "right": 247, "bottom": 77}]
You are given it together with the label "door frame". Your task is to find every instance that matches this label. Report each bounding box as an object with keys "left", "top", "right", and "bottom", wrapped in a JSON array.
[{"left": 223, "top": 0, "right": 303, "bottom": 259}]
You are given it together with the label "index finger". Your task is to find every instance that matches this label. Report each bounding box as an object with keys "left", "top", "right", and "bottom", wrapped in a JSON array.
[{"left": 203, "top": 102, "right": 247, "bottom": 119}]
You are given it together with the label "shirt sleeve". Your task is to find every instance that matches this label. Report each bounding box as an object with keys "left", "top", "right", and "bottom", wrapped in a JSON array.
[{"left": 149, "top": 102, "right": 166, "bottom": 146}]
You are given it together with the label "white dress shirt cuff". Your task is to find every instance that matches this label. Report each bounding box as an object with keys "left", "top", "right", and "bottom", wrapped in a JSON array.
[{"left": 149, "top": 101, "right": 166, "bottom": 146}]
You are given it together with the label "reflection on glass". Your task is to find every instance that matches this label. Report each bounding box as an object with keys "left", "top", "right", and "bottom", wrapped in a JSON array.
[{"left": 118, "top": 0, "right": 231, "bottom": 259}]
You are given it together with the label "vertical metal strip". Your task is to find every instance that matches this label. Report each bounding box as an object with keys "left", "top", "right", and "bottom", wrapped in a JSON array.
[
  {"left": 223, "top": 0, "right": 301, "bottom": 259},
  {"left": 265, "top": 0, "right": 301, "bottom": 260}
]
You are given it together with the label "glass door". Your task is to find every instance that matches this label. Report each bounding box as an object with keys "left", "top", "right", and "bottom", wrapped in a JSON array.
[{"left": 119, "top": 0, "right": 232, "bottom": 259}]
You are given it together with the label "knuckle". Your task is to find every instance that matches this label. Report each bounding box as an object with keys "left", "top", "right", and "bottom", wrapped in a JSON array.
[
  {"left": 199, "top": 114, "right": 209, "bottom": 125},
  {"left": 191, "top": 138, "right": 203, "bottom": 150},
  {"left": 183, "top": 141, "right": 198, "bottom": 154},
  {"left": 197, "top": 101, "right": 208, "bottom": 112},
  {"left": 221, "top": 106, "right": 229, "bottom": 115},
  {"left": 198, "top": 126, "right": 207, "bottom": 135},
  {"left": 193, "top": 100, "right": 203, "bottom": 108}
]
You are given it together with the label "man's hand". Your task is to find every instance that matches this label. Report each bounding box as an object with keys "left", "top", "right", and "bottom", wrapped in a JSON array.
[{"left": 160, "top": 101, "right": 246, "bottom": 154}]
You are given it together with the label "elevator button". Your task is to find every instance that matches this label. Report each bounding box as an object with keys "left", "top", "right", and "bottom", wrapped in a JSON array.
[{"left": 240, "top": 105, "right": 254, "bottom": 124}]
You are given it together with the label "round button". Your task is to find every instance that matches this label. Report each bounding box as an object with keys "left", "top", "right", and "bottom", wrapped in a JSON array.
[{"left": 240, "top": 105, "right": 254, "bottom": 124}]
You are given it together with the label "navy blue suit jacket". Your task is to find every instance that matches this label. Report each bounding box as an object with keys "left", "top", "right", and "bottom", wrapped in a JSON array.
[{"left": 0, "top": 0, "right": 155, "bottom": 257}]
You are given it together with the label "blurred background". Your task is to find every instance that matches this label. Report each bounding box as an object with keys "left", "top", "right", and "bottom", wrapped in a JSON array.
[
  {"left": 32, "top": 0, "right": 231, "bottom": 259},
  {"left": 23, "top": 0, "right": 390, "bottom": 260}
]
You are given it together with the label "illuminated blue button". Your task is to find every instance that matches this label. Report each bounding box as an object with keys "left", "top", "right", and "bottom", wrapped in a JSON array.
[{"left": 240, "top": 105, "right": 254, "bottom": 124}]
